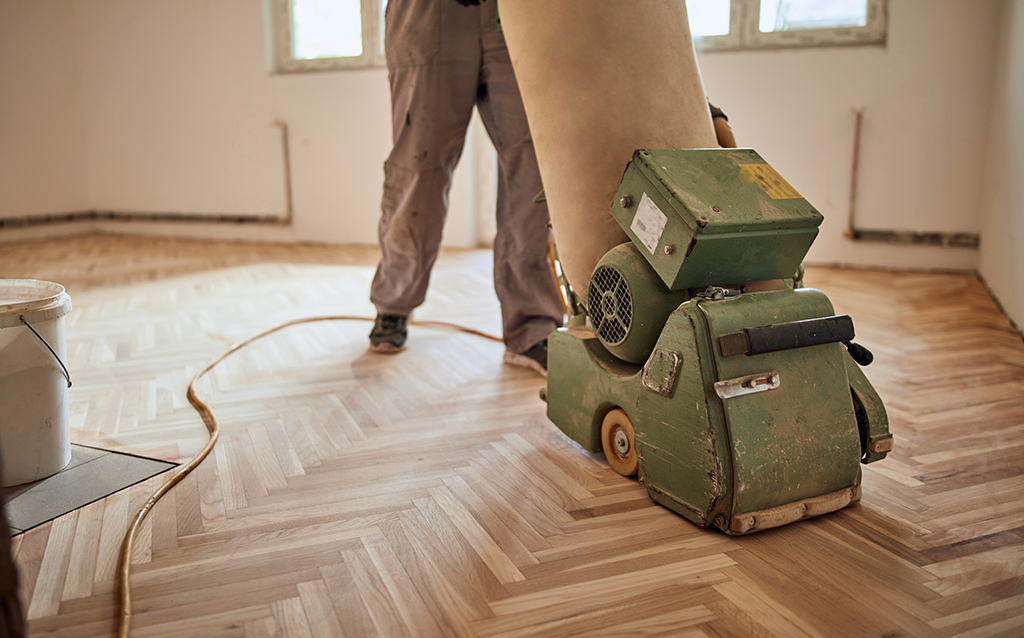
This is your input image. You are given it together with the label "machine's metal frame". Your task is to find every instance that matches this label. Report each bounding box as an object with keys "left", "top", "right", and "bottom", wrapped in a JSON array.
[{"left": 541, "top": 148, "right": 892, "bottom": 535}]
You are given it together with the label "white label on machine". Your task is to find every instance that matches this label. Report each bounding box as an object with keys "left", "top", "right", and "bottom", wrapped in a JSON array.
[{"left": 631, "top": 192, "right": 667, "bottom": 255}]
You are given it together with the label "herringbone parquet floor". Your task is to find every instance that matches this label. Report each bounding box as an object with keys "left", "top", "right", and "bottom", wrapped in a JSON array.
[{"left": 2, "top": 233, "right": 1022, "bottom": 637}]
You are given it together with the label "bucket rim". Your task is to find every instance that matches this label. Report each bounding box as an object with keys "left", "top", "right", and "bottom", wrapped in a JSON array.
[{"left": 0, "top": 279, "right": 72, "bottom": 325}]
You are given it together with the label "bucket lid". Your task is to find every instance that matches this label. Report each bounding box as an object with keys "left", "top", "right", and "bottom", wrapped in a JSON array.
[{"left": 0, "top": 279, "right": 73, "bottom": 329}]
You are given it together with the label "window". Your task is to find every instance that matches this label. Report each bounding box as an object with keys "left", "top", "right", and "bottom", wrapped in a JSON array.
[
  {"left": 686, "top": 0, "right": 886, "bottom": 52},
  {"left": 269, "top": 1, "right": 885, "bottom": 72},
  {"left": 271, "top": 0, "right": 386, "bottom": 72}
]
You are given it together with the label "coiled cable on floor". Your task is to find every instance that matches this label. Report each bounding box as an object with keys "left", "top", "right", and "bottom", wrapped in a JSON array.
[{"left": 117, "top": 315, "right": 501, "bottom": 638}]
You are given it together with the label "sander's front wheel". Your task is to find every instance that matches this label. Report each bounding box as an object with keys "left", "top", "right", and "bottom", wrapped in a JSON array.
[{"left": 601, "top": 408, "right": 638, "bottom": 476}]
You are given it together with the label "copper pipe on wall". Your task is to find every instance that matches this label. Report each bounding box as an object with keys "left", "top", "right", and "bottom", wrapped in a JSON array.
[
  {"left": 846, "top": 106, "right": 865, "bottom": 238},
  {"left": 844, "top": 107, "right": 979, "bottom": 249}
]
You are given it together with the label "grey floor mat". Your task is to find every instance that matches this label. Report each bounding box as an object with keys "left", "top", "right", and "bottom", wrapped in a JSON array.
[{"left": 4, "top": 444, "right": 176, "bottom": 535}]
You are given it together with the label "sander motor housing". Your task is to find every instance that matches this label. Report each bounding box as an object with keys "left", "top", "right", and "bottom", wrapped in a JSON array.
[{"left": 543, "top": 148, "right": 892, "bottom": 535}]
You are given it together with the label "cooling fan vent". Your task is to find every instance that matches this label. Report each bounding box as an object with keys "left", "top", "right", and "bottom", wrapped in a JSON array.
[{"left": 589, "top": 265, "right": 633, "bottom": 346}]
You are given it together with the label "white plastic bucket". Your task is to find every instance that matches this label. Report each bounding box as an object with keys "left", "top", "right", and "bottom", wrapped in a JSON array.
[{"left": 0, "top": 279, "right": 73, "bottom": 486}]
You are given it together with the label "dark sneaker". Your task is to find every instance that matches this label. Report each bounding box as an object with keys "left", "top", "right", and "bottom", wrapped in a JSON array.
[
  {"left": 503, "top": 339, "right": 547, "bottom": 377},
  {"left": 369, "top": 313, "right": 408, "bottom": 353}
]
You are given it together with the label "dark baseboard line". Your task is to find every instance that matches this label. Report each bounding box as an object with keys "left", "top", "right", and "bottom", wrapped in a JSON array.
[
  {"left": 0, "top": 209, "right": 290, "bottom": 229},
  {"left": 845, "top": 228, "right": 980, "bottom": 249},
  {"left": 2, "top": 122, "right": 294, "bottom": 232}
]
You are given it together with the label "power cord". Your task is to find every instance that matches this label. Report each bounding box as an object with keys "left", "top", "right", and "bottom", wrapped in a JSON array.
[{"left": 117, "top": 315, "right": 501, "bottom": 637}]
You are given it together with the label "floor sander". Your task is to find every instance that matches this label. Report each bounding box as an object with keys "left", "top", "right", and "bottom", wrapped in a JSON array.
[{"left": 540, "top": 147, "right": 893, "bottom": 535}]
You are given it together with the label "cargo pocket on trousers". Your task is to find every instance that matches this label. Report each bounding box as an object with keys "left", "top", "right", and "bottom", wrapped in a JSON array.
[{"left": 385, "top": 0, "right": 441, "bottom": 67}]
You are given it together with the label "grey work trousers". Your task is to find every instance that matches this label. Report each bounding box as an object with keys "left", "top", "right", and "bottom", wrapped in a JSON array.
[{"left": 369, "top": 0, "right": 563, "bottom": 354}]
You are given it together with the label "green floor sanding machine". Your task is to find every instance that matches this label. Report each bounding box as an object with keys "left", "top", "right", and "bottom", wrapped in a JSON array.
[{"left": 541, "top": 148, "right": 893, "bottom": 535}]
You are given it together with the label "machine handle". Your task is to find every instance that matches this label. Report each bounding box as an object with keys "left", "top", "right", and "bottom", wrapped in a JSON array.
[{"left": 719, "top": 315, "right": 855, "bottom": 358}]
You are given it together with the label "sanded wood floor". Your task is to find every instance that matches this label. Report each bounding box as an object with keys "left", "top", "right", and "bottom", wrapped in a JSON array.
[{"left": 2, "top": 233, "right": 1023, "bottom": 637}]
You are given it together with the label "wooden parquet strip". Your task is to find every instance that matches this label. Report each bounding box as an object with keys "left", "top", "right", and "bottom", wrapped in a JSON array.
[{"left": 2, "top": 233, "right": 1023, "bottom": 636}]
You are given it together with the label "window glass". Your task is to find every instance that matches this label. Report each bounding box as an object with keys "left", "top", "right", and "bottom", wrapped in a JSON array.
[
  {"left": 291, "top": 0, "right": 363, "bottom": 60},
  {"left": 687, "top": 0, "right": 732, "bottom": 37},
  {"left": 759, "top": 0, "right": 869, "bottom": 32}
]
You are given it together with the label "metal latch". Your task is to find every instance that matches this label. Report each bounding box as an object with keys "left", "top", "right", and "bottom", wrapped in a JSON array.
[
  {"left": 714, "top": 370, "right": 780, "bottom": 399},
  {"left": 641, "top": 348, "right": 682, "bottom": 397},
  {"left": 868, "top": 434, "right": 894, "bottom": 454}
]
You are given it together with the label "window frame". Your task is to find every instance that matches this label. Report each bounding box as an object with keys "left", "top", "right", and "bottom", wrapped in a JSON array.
[
  {"left": 270, "top": 0, "right": 386, "bottom": 73},
  {"left": 693, "top": 0, "right": 887, "bottom": 52}
]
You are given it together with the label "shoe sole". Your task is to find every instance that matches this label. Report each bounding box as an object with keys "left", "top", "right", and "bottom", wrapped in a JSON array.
[
  {"left": 503, "top": 351, "right": 547, "bottom": 378},
  {"left": 370, "top": 342, "right": 406, "bottom": 354}
]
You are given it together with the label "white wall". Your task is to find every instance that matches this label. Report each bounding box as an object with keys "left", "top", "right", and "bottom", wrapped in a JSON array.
[
  {"left": 0, "top": 0, "right": 1010, "bottom": 278},
  {"left": 698, "top": 0, "right": 1001, "bottom": 270},
  {"left": 72, "top": 0, "right": 392, "bottom": 244},
  {"left": 979, "top": 0, "right": 1024, "bottom": 329},
  {"left": 0, "top": 0, "right": 89, "bottom": 221},
  {"left": 0, "top": 0, "right": 497, "bottom": 247}
]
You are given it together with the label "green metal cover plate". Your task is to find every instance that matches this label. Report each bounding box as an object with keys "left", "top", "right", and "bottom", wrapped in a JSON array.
[
  {"left": 611, "top": 149, "right": 824, "bottom": 290},
  {"left": 634, "top": 307, "right": 731, "bottom": 526},
  {"left": 546, "top": 326, "right": 642, "bottom": 453},
  {"left": 699, "top": 289, "right": 861, "bottom": 515}
]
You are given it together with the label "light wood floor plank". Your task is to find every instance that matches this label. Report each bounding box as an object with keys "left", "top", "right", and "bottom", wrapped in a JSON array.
[{"left": 1, "top": 233, "right": 1021, "bottom": 637}]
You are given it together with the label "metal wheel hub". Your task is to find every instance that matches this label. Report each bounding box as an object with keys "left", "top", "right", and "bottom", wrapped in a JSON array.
[{"left": 613, "top": 428, "right": 631, "bottom": 458}]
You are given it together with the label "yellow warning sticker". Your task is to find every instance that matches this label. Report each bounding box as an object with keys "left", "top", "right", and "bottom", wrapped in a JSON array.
[{"left": 739, "top": 164, "right": 803, "bottom": 200}]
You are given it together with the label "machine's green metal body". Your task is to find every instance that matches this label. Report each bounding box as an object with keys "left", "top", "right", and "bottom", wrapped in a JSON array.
[
  {"left": 544, "top": 148, "right": 892, "bottom": 534},
  {"left": 613, "top": 149, "right": 821, "bottom": 290}
]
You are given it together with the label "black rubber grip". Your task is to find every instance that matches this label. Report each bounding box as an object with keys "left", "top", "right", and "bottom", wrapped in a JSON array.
[{"left": 720, "top": 315, "right": 855, "bottom": 357}]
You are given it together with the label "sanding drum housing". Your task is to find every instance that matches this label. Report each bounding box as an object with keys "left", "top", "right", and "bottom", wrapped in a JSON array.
[{"left": 540, "top": 149, "right": 893, "bottom": 534}]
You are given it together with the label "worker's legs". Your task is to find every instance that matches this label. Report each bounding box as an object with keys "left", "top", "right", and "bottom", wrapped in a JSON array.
[
  {"left": 370, "top": 0, "right": 482, "bottom": 317},
  {"left": 475, "top": 4, "right": 563, "bottom": 354}
]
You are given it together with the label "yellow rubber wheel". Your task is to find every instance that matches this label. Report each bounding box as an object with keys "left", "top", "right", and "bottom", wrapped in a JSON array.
[{"left": 601, "top": 408, "right": 638, "bottom": 476}]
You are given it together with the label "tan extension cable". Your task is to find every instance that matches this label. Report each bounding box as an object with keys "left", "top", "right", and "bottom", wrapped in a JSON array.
[{"left": 116, "top": 316, "right": 502, "bottom": 638}]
